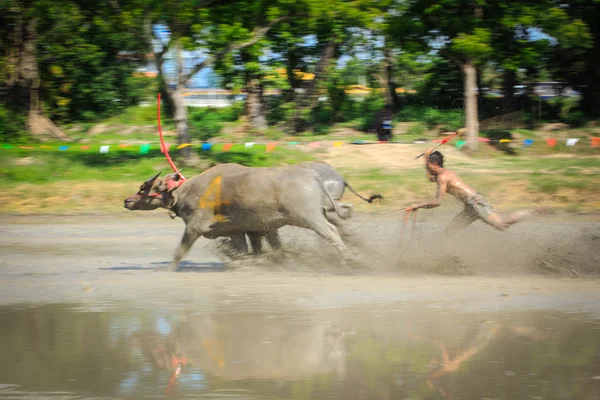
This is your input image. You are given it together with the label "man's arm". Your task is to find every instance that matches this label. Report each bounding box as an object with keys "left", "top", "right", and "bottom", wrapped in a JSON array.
[{"left": 407, "top": 177, "right": 447, "bottom": 211}]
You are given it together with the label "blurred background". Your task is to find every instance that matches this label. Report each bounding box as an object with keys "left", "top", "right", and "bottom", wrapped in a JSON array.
[{"left": 0, "top": 0, "right": 598, "bottom": 213}]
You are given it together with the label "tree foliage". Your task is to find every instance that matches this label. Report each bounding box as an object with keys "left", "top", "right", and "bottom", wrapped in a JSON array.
[{"left": 1, "top": 0, "right": 598, "bottom": 142}]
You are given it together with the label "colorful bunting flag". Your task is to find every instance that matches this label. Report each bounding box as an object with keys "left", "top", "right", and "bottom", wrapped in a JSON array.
[
  {"left": 566, "top": 138, "right": 579, "bottom": 147},
  {"left": 5, "top": 137, "right": 600, "bottom": 155},
  {"left": 161, "top": 143, "right": 171, "bottom": 153}
]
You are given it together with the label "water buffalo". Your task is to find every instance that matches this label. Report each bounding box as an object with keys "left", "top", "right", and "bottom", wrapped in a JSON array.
[
  {"left": 161, "top": 163, "right": 281, "bottom": 255},
  {"left": 128, "top": 162, "right": 381, "bottom": 257},
  {"left": 124, "top": 165, "right": 356, "bottom": 271},
  {"left": 298, "top": 161, "right": 382, "bottom": 218},
  {"left": 180, "top": 161, "right": 381, "bottom": 254}
]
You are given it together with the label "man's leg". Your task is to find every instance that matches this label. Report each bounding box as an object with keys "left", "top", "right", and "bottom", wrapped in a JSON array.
[
  {"left": 482, "top": 208, "right": 546, "bottom": 231},
  {"left": 445, "top": 208, "right": 478, "bottom": 238}
]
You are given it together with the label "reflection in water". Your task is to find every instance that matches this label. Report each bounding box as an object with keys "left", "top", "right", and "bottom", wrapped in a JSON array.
[{"left": 0, "top": 303, "right": 599, "bottom": 399}]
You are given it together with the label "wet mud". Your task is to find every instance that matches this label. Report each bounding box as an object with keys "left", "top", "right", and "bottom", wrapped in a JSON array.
[{"left": 0, "top": 212, "right": 600, "bottom": 399}]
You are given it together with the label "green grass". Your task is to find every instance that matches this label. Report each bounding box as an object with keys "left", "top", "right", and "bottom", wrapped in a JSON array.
[
  {"left": 488, "top": 155, "right": 600, "bottom": 171},
  {"left": 511, "top": 129, "right": 538, "bottom": 138},
  {"left": 103, "top": 105, "right": 167, "bottom": 126},
  {"left": 528, "top": 173, "right": 591, "bottom": 194},
  {"left": 0, "top": 144, "right": 314, "bottom": 185}
]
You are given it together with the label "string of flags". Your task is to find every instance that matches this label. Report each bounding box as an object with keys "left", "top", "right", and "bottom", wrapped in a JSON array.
[
  {"left": 454, "top": 136, "right": 600, "bottom": 149},
  {"left": 2, "top": 136, "right": 599, "bottom": 154}
]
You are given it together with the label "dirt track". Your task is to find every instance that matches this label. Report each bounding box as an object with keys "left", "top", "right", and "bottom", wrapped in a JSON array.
[
  {"left": 1, "top": 211, "right": 599, "bottom": 308},
  {"left": 2, "top": 213, "right": 600, "bottom": 399}
]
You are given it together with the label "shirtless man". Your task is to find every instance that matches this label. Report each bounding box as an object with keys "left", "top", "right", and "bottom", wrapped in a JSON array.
[{"left": 406, "top": 150, "right": 546, "bottom": 237}]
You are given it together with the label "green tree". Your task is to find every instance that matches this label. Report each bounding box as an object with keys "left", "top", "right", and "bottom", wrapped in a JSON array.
[
  {"left": 483, "top": 1, "right": 591, "bottom": 125},
  {"left": 409, "top": 0, "right": 494, "bottom": 150},
  {"left": 544, "top": 0, "right": 596, "bottom": 118},
  {"left": 141, "top": 0, "right": 288, "bottom": 159},
  {"left": 287, "top": 0, "right": 379, "bottom": 131},
  {"left": 1, "top": 0, "right": 149, "bottom": 140},
  {"left": 37, "top": 0, "right": 148, "bottom": 121},
  {"left": 1, "top": 0, "right": 69, "bottom": 140}
]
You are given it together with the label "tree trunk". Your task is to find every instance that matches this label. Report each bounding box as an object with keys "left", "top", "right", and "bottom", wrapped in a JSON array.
[
  {"left": 378, "top": 48, "right": 399, "bottom": 110},
  {"left": 18, "top": 13, "right": 68, "bottom": 140},
  {"left": 502, "top": 69, "right": 517, "bottom": 112},
  {"left": 462, "top": 59, "right": 479, "bottom": 151},
  {"left": 245, "top": 79, "right": 267, "bottom": 131},
  {"left": 294, "top": 39, "right": 336, "bottom": 131},
  {"left": 384, "top": 48, "right": 401, "bottom": 110},
  {"left": 173, "top": 39, "right": 192, "bottom": 160},
  {"left": 305, "top": 39, "right": 336, "bottom": 110},
  {"left": 580, "top": 36, "right": 600, "bottom": 118}
]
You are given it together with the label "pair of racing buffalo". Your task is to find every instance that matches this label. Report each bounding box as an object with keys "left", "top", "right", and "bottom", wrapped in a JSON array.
[{"left": 124, "top": 162, "right": 382, "bottom": 271}]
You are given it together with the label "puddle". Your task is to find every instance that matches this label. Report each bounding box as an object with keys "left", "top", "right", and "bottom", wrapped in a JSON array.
[{"left": 0, "top": 302, "right": 599, "bottom": 399}]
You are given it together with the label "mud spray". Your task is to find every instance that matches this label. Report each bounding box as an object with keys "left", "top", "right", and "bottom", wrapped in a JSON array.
[{"left": 214, "top": 210, "right": 600, "bottom": 277}]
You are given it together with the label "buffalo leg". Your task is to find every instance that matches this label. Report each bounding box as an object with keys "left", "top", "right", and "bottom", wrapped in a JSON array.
[
  {"left": 339, "top": 202, "right": 353, "bottom": 218},
  {"left": 265, "top": 231, "right": 282, "bottom": 250},
  {"left": 230, "top": 234, "right": 249, "bottom": 254},
  {"left": 302, "top": 217, "right": 362, "bottom": 268},
  {"left": 295, "top": 217, "right": 347, "bottom": 255},
  {"left": 247, "top": 233, "right": 263, "bottom": 255},
  {"left": 169, "top": 228, "right": 201, "bottom": 272}
]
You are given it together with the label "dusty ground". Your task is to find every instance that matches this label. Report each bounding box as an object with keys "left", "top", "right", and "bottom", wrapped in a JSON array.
[
  {"left": 1, "top": 212, "right": 599, "bottom": 308},
  {"left": 321, "top": 141, "right": 475, "bottom": 171}
]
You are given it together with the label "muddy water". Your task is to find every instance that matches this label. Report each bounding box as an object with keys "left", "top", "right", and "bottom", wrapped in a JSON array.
[
  {"left": 2, "top": 216, "right": 600, "bottom": 399},
  {"left": 1, "top": 301, "right": 600, "bottom": 400}
]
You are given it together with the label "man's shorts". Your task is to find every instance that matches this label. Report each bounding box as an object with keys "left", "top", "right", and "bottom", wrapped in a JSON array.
[{"left": 465, "top": 193, "right": 494, "bottom": 220}]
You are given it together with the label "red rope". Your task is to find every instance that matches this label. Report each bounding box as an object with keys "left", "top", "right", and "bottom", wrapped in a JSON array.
[{"left": 158, "top": 93, "right": 186, "bottom": 182}]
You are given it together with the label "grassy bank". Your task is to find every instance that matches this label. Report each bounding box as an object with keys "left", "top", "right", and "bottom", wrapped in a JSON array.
[
  {"left": 1, "top": 141, "right": 599, "bottom": 215},
  {"left": 1, "top": 103, "right": 599, "bottom": 214}
]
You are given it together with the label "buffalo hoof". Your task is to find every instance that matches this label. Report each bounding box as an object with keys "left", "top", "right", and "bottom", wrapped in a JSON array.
[{"left": 342, "top": 252, "right": 364, "bottom": 270}]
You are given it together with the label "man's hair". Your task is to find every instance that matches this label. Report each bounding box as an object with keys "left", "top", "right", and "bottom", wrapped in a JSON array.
[{"left": 427, "top": 151, "right": 444, "bottom": 167}]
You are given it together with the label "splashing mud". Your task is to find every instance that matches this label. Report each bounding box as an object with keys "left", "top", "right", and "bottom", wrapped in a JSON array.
[{"left": 213, "top": 212, "right": 600, "bottom": 277}]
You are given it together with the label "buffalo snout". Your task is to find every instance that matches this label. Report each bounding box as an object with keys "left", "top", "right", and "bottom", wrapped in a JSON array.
[{"left": 124, "top": 196, "right": 139, "bottom": 210}]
